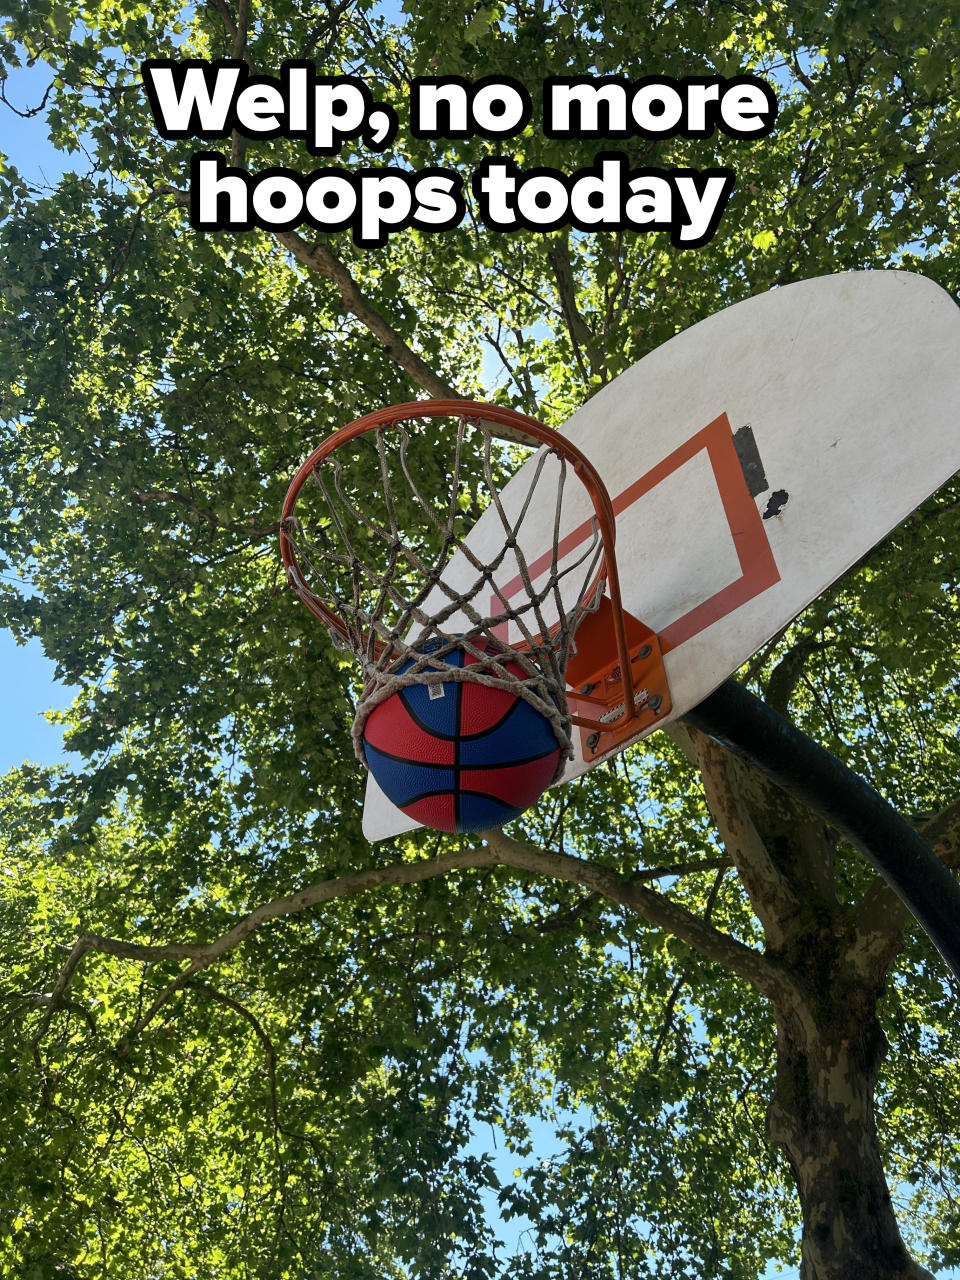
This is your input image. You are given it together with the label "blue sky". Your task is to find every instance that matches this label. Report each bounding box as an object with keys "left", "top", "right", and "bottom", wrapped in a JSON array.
[
  {"left": 1, "top": 57, "right": 82, "bottom": 775},
  {"left": 0, "top": 631, "right": 79, "bottom": 773}
]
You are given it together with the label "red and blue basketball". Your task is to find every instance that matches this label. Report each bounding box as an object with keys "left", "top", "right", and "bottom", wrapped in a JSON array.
[{"left": 361, "top": 641, "right": 564, "bottom": 833}]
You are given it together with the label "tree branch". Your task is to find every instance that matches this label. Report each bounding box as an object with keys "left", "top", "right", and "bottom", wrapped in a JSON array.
[
  {"left": 32, "top": 850, "right": 505, "bottom": 1044},
  {"left": 547, "top": 234, "right": 596, "bottom": 383},
  {"left": 298, "top": 0, "right": 356, "bottom": 61},
  {"left": 765, "top": 634, "right": 829, "bottom": 714},
  {"left": 154, "top": 184, "right": 191, "bottom": 207},
  {"left": 10, "top": 992, "right": 99, "bottom": 1037},
  {"left": 32, "top": 837, "right": 795, "bottom": 1046},
  {"left": 483, "top": 831, "right": 796, "bottom": 1002},
  {"left": 273, "top": 230, "right": 460, "bottom": 398},
  {"left": 534, "top": 856, "right": 730, "bottom": 933},
  {"left": 186, "top": 980, "right": 280, "bottom": 1139},
  {"left": 629, "top": 855, "right": 732, "bottom": 882},
  {"left": 134, "top": 487, "right": 278, "bottom": 540},
  {"left": 116, "top": 960, "right": 209, "bottom": 1054},
  {"left": 233, "top": 0, "right": 251, "bottom": 60},
  {"left": 651, "top": 865, "right": 726, "bottom": 1066},
  {"left": 689, "top": 728, "right": 802, "bottom": 948},
  {"left": 208, "top": 0, "right": 252, "bottom": 164},
  {"left": 97, "top": 189, "right": 169, "bottom": 300},
  {"left": 274, "top": 231, "right": 542, "bottom": 442}
]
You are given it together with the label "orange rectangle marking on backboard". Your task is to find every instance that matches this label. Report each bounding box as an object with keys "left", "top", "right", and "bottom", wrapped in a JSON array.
[{"left": 492, "top": 413, "right": 780, "bottom": 653}]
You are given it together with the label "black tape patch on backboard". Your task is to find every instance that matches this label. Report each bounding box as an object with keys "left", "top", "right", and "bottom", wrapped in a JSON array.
[{"left": 733, "top": 423, "right": 769, "bottom": 497}]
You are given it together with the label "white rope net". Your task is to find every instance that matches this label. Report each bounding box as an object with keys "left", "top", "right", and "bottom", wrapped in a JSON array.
[{"left": 282, "top": 410, "right": 607, "bottom": 767}]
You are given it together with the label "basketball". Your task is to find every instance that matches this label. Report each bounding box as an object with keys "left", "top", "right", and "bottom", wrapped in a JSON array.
[{"left": 360, "top": 641, "right": 564, "bottom": 833}]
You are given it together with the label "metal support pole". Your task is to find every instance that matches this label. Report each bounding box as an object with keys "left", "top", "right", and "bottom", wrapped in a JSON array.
[{"left": 685, "top": 680, "right": 960, "bottom": 982}]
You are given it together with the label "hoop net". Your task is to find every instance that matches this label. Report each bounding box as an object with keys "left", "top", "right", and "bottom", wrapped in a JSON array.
[{"left": 280, "top": 403, "right": 612, "bottom": 769}]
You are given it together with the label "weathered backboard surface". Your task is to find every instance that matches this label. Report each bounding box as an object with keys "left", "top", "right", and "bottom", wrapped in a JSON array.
[{"left": 364, "top": 270, "right": 960, "bottom": 841}]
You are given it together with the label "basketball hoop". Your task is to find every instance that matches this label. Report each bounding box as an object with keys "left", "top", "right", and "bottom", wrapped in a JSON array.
[{"left": 279, "top": 400, "right": 671, "bottom": 773}]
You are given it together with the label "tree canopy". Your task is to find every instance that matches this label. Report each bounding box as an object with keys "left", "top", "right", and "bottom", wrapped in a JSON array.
[{"left": 1, "top": 2, "right": 959, "bottom": 1278}]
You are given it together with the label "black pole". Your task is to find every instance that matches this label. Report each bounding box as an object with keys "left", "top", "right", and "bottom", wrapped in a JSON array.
[{"left": 684, "top": 679, "right": 960, "bottom": 982}]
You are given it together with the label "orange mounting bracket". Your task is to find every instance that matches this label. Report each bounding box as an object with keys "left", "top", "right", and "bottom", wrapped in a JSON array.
[{"left": 563, "top": 596, "right": 672, "bottom": 762}]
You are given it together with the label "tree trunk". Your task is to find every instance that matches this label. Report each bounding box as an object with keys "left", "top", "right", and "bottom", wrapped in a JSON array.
[{"left": 767, "top": 979, "right": 933, "bottom": 1280}]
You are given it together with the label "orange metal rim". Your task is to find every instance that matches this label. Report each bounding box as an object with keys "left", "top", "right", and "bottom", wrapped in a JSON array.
[{"left": 279, "top": 399, "right": 639, "bottom": 723}]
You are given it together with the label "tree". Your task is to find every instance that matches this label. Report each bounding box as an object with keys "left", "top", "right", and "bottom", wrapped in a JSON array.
[{"left": 1, "top": 1, "right": 959, "bottom": 1277}]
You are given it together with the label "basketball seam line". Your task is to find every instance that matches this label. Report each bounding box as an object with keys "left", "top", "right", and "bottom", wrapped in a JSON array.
[
  {"left": 402, "top": 789, "right": 526, "bottom": 812},
  {"left": 363, "top": 742, "right": 561, "bottom": 771},
  {"left": 454, "top": 669, "right": 462, "bottom": 831},
  {"left": 396, "top": 689, "right": 528, "bottom": 742}
]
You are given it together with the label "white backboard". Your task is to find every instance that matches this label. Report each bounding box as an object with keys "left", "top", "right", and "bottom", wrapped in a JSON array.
[{"left": 364, "top": 270, "right": 960, "bottom": 841}]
